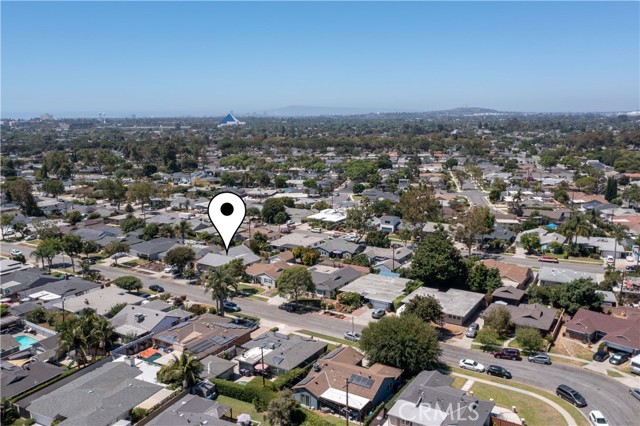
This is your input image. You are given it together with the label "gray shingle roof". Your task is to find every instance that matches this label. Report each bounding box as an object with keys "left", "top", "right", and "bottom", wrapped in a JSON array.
[{"left": 242, "top": 332, "right": 327, "bottom": 372}]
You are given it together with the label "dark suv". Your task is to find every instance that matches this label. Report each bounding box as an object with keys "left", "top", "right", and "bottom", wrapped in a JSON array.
[
  {"left": 494, "top": 348, "right": 522, "bottom": 361},
  {"left": 486, "top": 365, "right": 512, "bottom": 379},
  {"left": 556, "top": 384, "right": 587, "bottom": 407}
]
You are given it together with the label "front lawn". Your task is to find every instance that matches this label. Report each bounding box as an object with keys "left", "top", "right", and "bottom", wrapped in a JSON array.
[
  {"left": 217, "top": 395, "right": 266, "bottom": 424},
  {"left": 295, "top": 330, "right": 358, "bottom": 347},
  {"left": 468, "top": 382, "right": 564, "bottom": 426}
]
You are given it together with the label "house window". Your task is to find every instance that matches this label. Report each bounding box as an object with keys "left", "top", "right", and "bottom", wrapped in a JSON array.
[{"left": 301, "top": 393, "right": 311, "bottom": 407}]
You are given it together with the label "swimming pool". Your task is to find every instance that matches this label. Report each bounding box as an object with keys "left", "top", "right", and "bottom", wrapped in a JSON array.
[{"left": 15, "top": 335, "right": 38, "bottom": 351}]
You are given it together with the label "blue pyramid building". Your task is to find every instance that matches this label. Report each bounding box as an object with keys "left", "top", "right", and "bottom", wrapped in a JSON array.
[{"left": 218, "top": 113, "right": 245, "bottom": 127}]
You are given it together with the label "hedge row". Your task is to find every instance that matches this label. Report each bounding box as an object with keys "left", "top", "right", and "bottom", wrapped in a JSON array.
[
  {"left": 272, "top": 365, "right": 313, "bottom": 391},
  {"left": 212, "top": 378, "right": 276, "bottom": 410}
]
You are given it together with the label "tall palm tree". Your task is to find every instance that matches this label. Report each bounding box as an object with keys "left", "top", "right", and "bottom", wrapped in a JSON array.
[
  {"left": 203, "top": 266, "right": 238, "bottom": 316},
  {"left": 159, "top": 353, "right": 203, "bottom": 389},
  {"left": 176, "top": 220, "right": 192, "bottom": 244},
  {"left": 30, "top": 247, "right": 46, "bottom": 270},
  {"left": 610, "top": 224, "right": 628, "bottom": 269},
  {"left": 83, "top": 313, "right": 114, "bottom": 357}
]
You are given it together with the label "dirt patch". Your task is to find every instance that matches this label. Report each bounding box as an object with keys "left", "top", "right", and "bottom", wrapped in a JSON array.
[{"left": 551, "top": 335, "right": 594, "bottom": 360}]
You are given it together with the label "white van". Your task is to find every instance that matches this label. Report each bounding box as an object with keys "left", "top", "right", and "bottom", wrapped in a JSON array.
[
  {"left": 631, "top": 354, "right": 640, "bottom": 375},
  {"left": 179, "top": 213, "right": 194, "bottom": 220}
]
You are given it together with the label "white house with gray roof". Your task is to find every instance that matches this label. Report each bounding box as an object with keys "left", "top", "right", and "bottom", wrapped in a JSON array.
[
  {"left": 538, "top": 267, "right": 602, "bottom": 286},
  {"left": 110, "top": 305, "right": 193, "bottom": 338},
  {"left": 26, "top": 361, "right": 162, "bottom": 426},
  {"left": 240, "top": 332, "right": 327, "bottom": 375},
  {"left": 338, "top": 274, "right": 409, "bottom": 310},
  {"left": 401, "top": 287, "right": 485, "bottom": 326}
]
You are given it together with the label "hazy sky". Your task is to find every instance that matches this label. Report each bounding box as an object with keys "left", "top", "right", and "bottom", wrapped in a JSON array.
[{"left": 2, "top": 1, "right": 639, "bottom": 118}]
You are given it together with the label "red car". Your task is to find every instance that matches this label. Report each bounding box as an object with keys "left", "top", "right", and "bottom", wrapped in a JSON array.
[{"left": 538, "top": 256, "right": 559, "bottom": 263}]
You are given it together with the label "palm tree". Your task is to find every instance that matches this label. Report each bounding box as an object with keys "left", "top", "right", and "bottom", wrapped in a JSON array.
[
  {"left": 610, "top": 224, "right": 628, "bottom": 269},
  {"left": 30, "top": 247, "right": 46, "bottom": 270},
  {"left": 57, "top": 319, "right": 89, "bottom": 366},
  {"left": 203, "top": 266, "right": 238, "bottom": 316},
  {"left": 84, "top": 313, "right": 114, "bottom": 357},
  {"left": 158, "top": 353, "right": 202, "bottom": 390},
  {"left": 176, "top": 220, "right": 192, "bottom": 244}
]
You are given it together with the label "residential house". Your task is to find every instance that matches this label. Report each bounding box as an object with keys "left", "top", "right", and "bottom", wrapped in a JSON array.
[
  {"left": 376, "top": 216, "right": 402, "bottom": 233},
  {"left": 1, "top": 361, "right": 63, "bottom": 400},
  {"left": 293, "top": 346, "right": 403, "bottom": 420},
  {"left": 316, "top": 240, "right": 364, "bottom": 260},
  {"left": 270, "top": 233, "right": 326, "bottom": 251},
  {"left": 19, "top": 277, "right": 102, "bottom": 302},
  {"left": 362, "top": 246, "right": 413, "bottom": 266},
  {"left": 238, "top": 332, "right": 327, "bottom": 375},
  {"left": 565, "top": 308, "right": 640, "bottom": 355},
  {"left": 491, "top": 286, "right": 526, "bottom": 305},
  {"left": 338, "top": 274, "right": 409, "bottom": 310},
  {"left": 52, "top": 286, "right": 145, "bottom": 316},
  {"left": 110, "top": 305, "right": 193, "bottom": 339},
  {"left": 0, "top": 336, "right": 21, "bottom": 358},
  {"left": 537, "top": 267, "right": 601, "bottom": 286},
  {"left": 146, "top": 394, "right": 234, "bottom": 426},
  {"left": 386, "top": 370, "right": 494, "bottom": 426},
  {"left": 481, "top": 224, "right": 516, "bottom": 244},
  {"left": 152, "top": 314, "right": 255, "bottom": 360},
  {"left": 310, "top": 264, "right": 365, "bottom": 298},
  {"left": 26, "top": 361, "right": 162, "bottom": 426},
  {"left": 245, "top": 261, "right": 294, "bottom": 288},
  {"left": 306, "top": 209, "right": 347, "bottom": 225},
  {"left": 481, "top": 259, "right": 533, "bottom": 289},
  {"left": 129, "top": 238, "right": 181, "bottom": 260},
  {"left": 486, "top": 303, "right": 558, "bottom": 333},
  {"left": 200, "top": 355, "right": 236, "bottom": 380},
  {"left": 401, "top": 287, "right": 485, "bottom": 326}
]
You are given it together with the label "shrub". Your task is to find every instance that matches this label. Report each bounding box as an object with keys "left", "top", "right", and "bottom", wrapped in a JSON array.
[
  {"left": 270, "top": 327, "right": 279, "bottom": 333},
  {"left": 208, "top": 307, "right": 218, "bottom": 315},
  {"left": 337, "top": 292, "right": 362, "bottom": 308},
  {"left": 130, "top": 407, "right": 149, "bottom": 423},
  {"left": 212, "top": 378, "right": 276, "bottom": 408},
  {"left": 187, "top": 304, "right": 208, "bottom": 315},
  {"left": 272, "top": 366, "right": 312, "bottom": 391}
]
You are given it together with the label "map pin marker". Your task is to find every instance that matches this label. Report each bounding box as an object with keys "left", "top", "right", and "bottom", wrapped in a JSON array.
[{"left": 207, "top": 192, "right": 247, "bottom": 255}]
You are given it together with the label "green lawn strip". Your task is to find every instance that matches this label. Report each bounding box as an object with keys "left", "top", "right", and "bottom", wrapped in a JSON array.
[
  {"left": 247, "top": 295, "right": 269, "bottom": 302},
  {"left": 295, "top": 330, "right": 358, "bottom": 347},
  {"left": 304, "top": 408, "right": 346, "bottom": 426},
  {"left": 606, "top": 369, "right": 623, "bottom": 378},
  {"left": 237, "top": 283, "right": 266, "bottom": 294},
  {"left": 451, "top": 368, "right": 589, "bottom": 426},
  {"left": 548, "top": 356, "right": 589, "bottom": 367},
  {"left": 450, "top": 376, "right": 468, "bottom": 389},
  {"left": 469, "top": 381, "right": 564, "bottom": 426},
  {"left": 217, "top": 395, "right": 266, "bottom": 424}
]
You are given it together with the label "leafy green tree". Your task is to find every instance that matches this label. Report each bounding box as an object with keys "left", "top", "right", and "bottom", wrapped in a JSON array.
[
  {"left": 604, "top": 177, "right": 618, "bottom": 202},
  {"left": 350, "top": 253, "right": 370, "bottom": 267},
  {"left": 82, "top": 240, "right": 100, "bottom": 258},
  {"left": 8, "top": 178, "right": 41, "bottom": 216},
  {"left": 484, "top": 306, "right": 512, "bottom": 338},
  {"left": 489, "top": 189, "right": 502, "bottom": 203},
  {"left": 56, "top": 317, "right": 89, "bottom": 366},
  {"left": 399, "top": 183, "right": 441, "bottom": 237},
  {"left": 262, "top": 198, "right": 289, "bottom": 224},
  {"left": 550, "top": 278, "right": 603, "bottom": 315},
  {"left": 127, "top": 180, "right": 157, "bottom": 220},
  {"left": 454, "top": 206, "right": 494, "bottom": 256},
  {"left": 121, "top": 215, "right": 146, "bottom": 233},
  {"left": 141, "top": 223, "right": 160, "bottom": 240},
  {"left": 475, "top": 327, "right": 500, "bottom": 350},
  {"left": 65, "top": 210, "right": 83, "bottom": 225},
  {"left": 520, "top": 233, "right": 541, "bottom": 254},
  {"left": 337, "top": 292, "right": 363, "bottom": 308},
  {"left": 377, "top": 154, "right": 393, "bottom": 169},
  {"left": 113, "top": 276, "right": 143, "bottom": 292},
  {"left": 62, "top": 234, "right": 83, "bottom": 272},
  {"left": 466, "top": 261, "right": 503, "bottom": 294},
  {"left": 106, "top": 302, "right": 128, "bottom": 318},
  {"left": 41, "top": 179, "right": 65, "bottom": 197},
  {"left": 13, "top": 222, "right": 27, "bottom": 239},
  {"left": 157, "top": 353, "right": 203, "bottom": 389},
  {"left": 360, "top": 315, "right": 441, "bottom": 375},
  {"left": 365, "top": 230, "right": 390, "bottom": 248},
  {"left": 33, "top": 238, "right": 63, "bottom": 272},
  {"left": 527, "top": 284, "right": 552, "bottom": 305},
  {"left": 443, "top": 158, "right": 459, "bottom": 170},
  {"left": 267, "top": 389, "right": 301, "bottom": 426},
  {"left": 623, "top": 185, "right": 640, "bottom": 205},
  {"left": 0, "top": 214, "right": 12, "bottom": 239},
  {"left": 409, "top": 229, "right": 467, "bottom": 289},
  {"left": 515, "top": 327, "right": 544, "bottom": 353},
  {"left": 164, "top": 246, "right": 195, "bottom": 271},
  {"left": 0, "top": 304, "right": 9, "bottom": 318},
  {"left": 103, "top": 241, "right": 130, "bottom": 265},
  {"left": 203, "top": 266, "right": 238, "bottom": 315},
  {"left": 346, "top": 198, "right": 373, "bottom": 242},
  {"left": 312, "top": 200, "right": 330, "bottom": 210},
  {"left": 249, "top": 231, "right": 269, "bottom": 254},
  {"left": 404, "top": 295, "right": 444, "bottom": 325},
  {"left": 352, "top": 183, "right": 365, "bottom": 194},
  {"left": 1, "top": 397, "right": 18, "bottom": 425},
  {"left": 276, "top": 267, "right": 315, "bottom": 303},
  {"left": 344, "top": 159, "right": 378, "bottom": 182}
]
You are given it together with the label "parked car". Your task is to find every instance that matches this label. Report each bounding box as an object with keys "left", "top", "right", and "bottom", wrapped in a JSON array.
[
  {"left": 24, "top": 234, "right": 37, "bottom": 241},
  {"left": 138, "top": 291, "right": 151, "bottom": 299},
  {"left": 630, "top": 388, "right": 640, "bottom": 401},
  {"left": 538, "top": 256, "right": 559, "bottom": 263},
  {"left": 371, "top": 309, "right": 386, "bottom": 319},
  {"left": 609, "top": 352, "right": 630, "bottom": 365},
  {"left": 459, "top": 359, "right": 485, "bottom": 372},
  {"left": 279, "top": 302, "right": 297, "bottom": 312},
  {"left": 222, "top": 300, "right": 241, "bottom": 312},
  {"left": 149, "top": 284, "right": 165, "bottom": 293},
  {"left": 344, "top": 331, "right": 361, "bottom": 342},
  {"left": 494, "top": 348, "right": 522, "bottom": 361},
  {"left": 626, "top": 265, "right": 639, "bottom": 272},
  {"left": 528, "top": 353, "right": 552, "bottom": 365},
  {"left": 311, "top": 228, "right": 323, "bottom": 233},
  {"left": 112, "top": 252, "right": 128, "bottom": 259},
  {"left": 626, "top": 255, "right": 636, "bottom": 262},
  {"left": 486, "top": 365, "right": 512, "bottom": 379},
  {"left": 605, "top": 255, "right": 615, "bottom": 264},
  {"left": 588, "top": 410, "right": 609, "bottom": 426},
  {"left": 10, "top": 249, "right": 22, "bottom": 256},
  {"left": 163, "top": 265, "right": 178, "bottom": 274},
  {"left": 593, "top": 350, "right": 610, "bottom": 362},
  {"left": 556, "top": 384, "right": 587, "bottom": 407},
  {"left": 466, "top": 322, "right": 480, "bottom": 338}
]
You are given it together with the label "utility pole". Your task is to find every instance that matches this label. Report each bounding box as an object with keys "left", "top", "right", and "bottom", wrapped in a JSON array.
[
  {"left": 260, "top": 346, "right": 265, "bottom": 387},
  {"left": 345, "top": 378, "right": 350, "bottom": 426}
]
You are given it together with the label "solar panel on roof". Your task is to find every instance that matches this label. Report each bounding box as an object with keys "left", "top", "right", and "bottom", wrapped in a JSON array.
[
  {"left": 297, "top": 375, "right": 314, "bottom": 386},
  {"left": 190, "top": 340, "right": 215, "bottom": 354},
  {"left": 349, "top": 374, "right": 374, "bottom": 388},
  {"left": 273, "top": 356, "right": 285, "bottom": 365},
  {"left": 323, "top": 347, "right": 344, "bottom": 360},
  {"left": 211, "top": 335, "right": 235, "bottom": 345}
]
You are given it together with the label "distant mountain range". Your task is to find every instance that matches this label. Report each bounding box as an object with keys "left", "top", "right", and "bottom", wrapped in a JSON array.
[{"left": 264, "top": 105, "right": 504, "bottom": 117}]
